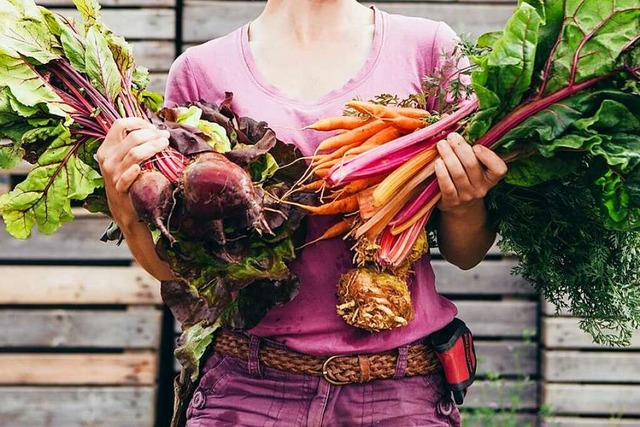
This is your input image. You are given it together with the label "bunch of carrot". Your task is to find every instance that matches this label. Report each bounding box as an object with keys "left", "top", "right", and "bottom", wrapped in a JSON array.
[{"left": 291, "top": 100, "right": 450, "bottom": 268}]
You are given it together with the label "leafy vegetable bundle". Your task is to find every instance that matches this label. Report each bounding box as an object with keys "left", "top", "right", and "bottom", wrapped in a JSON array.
[
  {"left": 295, "top": 0, "right": 640, "bottom": 344},
  {"left": 0, "top": 0, "right": 310, "bottom": 378}
]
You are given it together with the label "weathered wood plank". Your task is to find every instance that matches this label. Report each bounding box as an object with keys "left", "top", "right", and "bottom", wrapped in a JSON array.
[
  {"left": 456, "top": 300, "right": 538, "bottom": 338},
  {"left": 463, "top": 413, "right": 537, "bottom": 427},
  {"left": 52, "top": 9, "right": 175, "bottom": 40},
  {"left": 543, "top": 384, "right": 640, "bottom": 416},
  {"left": 543, "top": 417, "right": 640, "bottom": 427},
  {"left": 433, "top": 260, "right": 534, "bottom": 296},
  {"left": 0, "top": 353, "right": 157, "bottom": 385},
  {"left": 183, "top": 1, "right": 514, "bottom": 43},
  {"left": 130, "top": 41, "right": 175, "bottom": 72},
  {"left": 0, "top": 266, "right": 160, "bottom": 305},
  {"left": 0, "top": 309, "right": 162, "bottom": 349},
  {"left": 476, "top": 341, "right": 538, "bottom": 376},
  {"left": 0, "top": 386, "right": 155, "bottom": 427},
  {"left": 543, "top": 318, "right": 640, "bottom": 350},
  {"left": 149, "top": 72, "right": 169, "bottom": 93},
  {"left": 544, "top": 351, "right": 640, "bottom": 383},
  {"left": 0, "top": 215, "right": 133, "bottom": 261},
  {"left": 466, "top": 380, "right": 538, "bottom": 409}
]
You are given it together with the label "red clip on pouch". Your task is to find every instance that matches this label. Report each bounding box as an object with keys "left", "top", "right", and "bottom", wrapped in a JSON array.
[{"left": 429, "top": 318, "right": 477, "bottom": 405}]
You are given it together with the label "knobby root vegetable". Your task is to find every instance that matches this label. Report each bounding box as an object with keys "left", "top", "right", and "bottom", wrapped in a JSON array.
[
  {"left": 336, "top": 267, "right": 413, "bottom": 331},
  {"left": 130, "top": 170, "right": 176, "bottom": 244}
]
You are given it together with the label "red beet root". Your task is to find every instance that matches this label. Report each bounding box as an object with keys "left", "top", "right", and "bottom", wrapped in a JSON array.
[
  {"left": 130, "top": 170, "right": 176, "bottom": 244},
  {"left": 181, "top": 153, "right": 265, "bottom": 231}
]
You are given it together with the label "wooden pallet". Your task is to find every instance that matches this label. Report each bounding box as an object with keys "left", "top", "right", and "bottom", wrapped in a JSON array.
[
  {"left": 0, "top": 165, "right": 162, "bottom": 427},
  {"left": 542, "top": 300, "right": 640, "bottom": 426}
]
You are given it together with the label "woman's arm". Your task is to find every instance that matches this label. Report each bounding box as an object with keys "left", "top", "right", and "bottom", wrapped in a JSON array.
[
  {"left": 435, "top": 133, "right": 508, "bottom": 270},
  {"left": 96, "top": 118, "right": 177, "bottom": 281}
]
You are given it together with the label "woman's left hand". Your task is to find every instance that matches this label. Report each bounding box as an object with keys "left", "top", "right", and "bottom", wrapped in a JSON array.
[{"left": 434, "top": 132, "right": 508, "bottom": 215}]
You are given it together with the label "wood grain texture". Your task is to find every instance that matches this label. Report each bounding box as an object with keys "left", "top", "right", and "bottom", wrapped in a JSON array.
[
  {"left": 0, "top": 353, "right": 157, "bottom": 385},
  {"left": 543, "top": 318, "right": 640, "bottom": 349},
  {"left": 51, "top": 8, "right": 175, "bottom": 40},
  {"left": 433, "top": 260, "right": 534, "bottom": 296},
  {"left": 476, "top": 341, "right": 538, "bottom": 376},
  {"left": 182, "top": 1, "right": 515, "bottom": 42},
  {"left": 543, "top": 417, "right": 640, "bottom": 427},
  {"left": 0, "top": 309, "right": 162, "bottom": 349},
  {"left": 544, "top": 384, "right": 640, "bottom": 416},
  {"left": 544, "top": 351, "right": 640, "bottom": 383},
  {"left": 0, "top": 216, "right": 132, "bottom": 261},
  {"left": 456, "top": 300, "right": 537, "bottom": 338},
  {"left": 0, "top": 387, "right": 155, "bottom": 427},
  {"left": 0, "top": 266, "right": 160, "bottom": 305},
  {"left": 466, "top": 379, "right": 537, "bottom": 409}
]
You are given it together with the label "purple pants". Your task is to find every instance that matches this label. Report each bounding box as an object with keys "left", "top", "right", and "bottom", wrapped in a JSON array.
[{"left": 186, "top": 336, "right": 461, "bottom": 427}]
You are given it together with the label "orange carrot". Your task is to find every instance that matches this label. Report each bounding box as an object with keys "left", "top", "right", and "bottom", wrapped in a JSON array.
[
  {"left": 383, "top": 116, "right": 426, "bottom": 132},
  {"left": 390, "top": 107, "right": 431, "bottom": 119},
  {"left": 298, "top": 217, "right": 355, "bottom": 249},
  {"left": 330, "top": 176, "right": 385, "bottom": 199},
  {"left": 306, "top": 116, "right": 373, "bottom": 131},
  {"left": 314, "top": 168, "right": 330, "bottom": 178},
  {"left": 316, "top": 120, "right": 388, "bottom": 152},
  {"left": 285, "top": 194, "right": 359, "bottom": 215},
  {"left": 344, "top": 127, "right": 401, "bottom": 156},
  {"left": 311, "top": 141, "right": 359, "bottom": 165},
  {"left": 298, "top": 180, "right": 325, "bottom": 192},
  {"left": 345, "top": 101, "right": 425, "bottom": 132}
]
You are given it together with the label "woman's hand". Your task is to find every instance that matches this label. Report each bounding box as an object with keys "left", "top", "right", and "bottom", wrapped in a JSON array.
[
  {"left": 434, "top": 132, "right": 508, "bottom": 270},
  {"left": 96, "top": 117, "right": 176, "bottom": 281},
  {"left": 434, "top": 132, "right": 508, "bottom": 215},
  {"left": 96, "top": 118, "right": 170, "bottom": 226}
]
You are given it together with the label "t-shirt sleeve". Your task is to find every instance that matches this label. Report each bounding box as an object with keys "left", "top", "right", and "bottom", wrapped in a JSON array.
[{"left": 164, "top": 52, "right": 200, "bottom": 108}]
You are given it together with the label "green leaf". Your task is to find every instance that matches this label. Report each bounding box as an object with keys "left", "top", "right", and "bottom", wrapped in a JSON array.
[
  {"left": 0, "top": 123, "right": 102, "bottom": 238},
  {"left": 543, "top": 0, "right": 640, "bottom": 95},
  {"left": 467, "top": 2, "right": 544, "bottom": 139},
  {"left": 73, "top": 0, "right": 101, "bottom": 27},
  {"left": 84, "top": 26, "right": 121, "bottom": 100},
  {"left": 175, "top": 322, "right": 219, "bottom": 382},
  {"left": 0, "top": 51, "right": 69, "bottom": 117},
  {"left": 0, "top": 1, "right": 61, "bottom": 64},
  {"left": 0, "top": 140, "right": 23, "bottom": 169},
  {"left": 505, "top": 153, "right": 579, "bottom": 187},
  {"left": 59, "top": 20, "right": 87, "bottom": 73}
]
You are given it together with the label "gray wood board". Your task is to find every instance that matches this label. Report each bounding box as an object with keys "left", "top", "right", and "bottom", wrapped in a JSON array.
[
  {"left": 183, "top": 1, "right": 515, "bottom": 42},
  {"left": 477, "top": 341, "right": 538, "bottom": 377},
  {"left": 0, "top": 309, "right": 162, "bottom": 349},
  {"left": 433, "top": 260, "right": 534, "bottom": 296},
  {"left": 456, "top": 300, "right": 537, "bottom": 338},
  {"left": 543, "top": 418, "right": 640, "bottom": 427},
  {"left": 0, "top": 386, "right": 155, "bottom": 427},
  {"left": 543, "top": 318, "right": 640, "bottom": 350},
  {"left": 543, "top": 384, "right": 640, "bottom": 416},
  {"left": 544, "top": 351, "right": 640, "bottom": 383},
  {"left": 466, "top": 379, "right": 537, "bottom": 409},
  {"left": 51, "top": 8, "right": 175, "bottom": 40},
  {"left": 0, "top": 216, "right": 133, "bottom": 261},
  {"left": 0, "top": 266, "right": 161, "bottom": 305}
]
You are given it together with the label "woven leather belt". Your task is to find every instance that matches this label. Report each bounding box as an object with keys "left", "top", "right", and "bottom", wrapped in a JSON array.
[{"left": 214, "top": 331, "right": 440, "bottom": 385}]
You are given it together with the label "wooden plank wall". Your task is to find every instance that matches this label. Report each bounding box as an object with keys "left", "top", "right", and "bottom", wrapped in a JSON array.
[
  {"left": 542, "top": 301, "right": 640, "bottom": 427},
  {"left": 0, "top": 2, "right": 174, "bottom": 417}
]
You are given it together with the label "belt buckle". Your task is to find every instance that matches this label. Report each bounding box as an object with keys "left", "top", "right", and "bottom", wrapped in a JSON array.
[{"left": 322, "top": 355, "right": 351, "bottom": 386}]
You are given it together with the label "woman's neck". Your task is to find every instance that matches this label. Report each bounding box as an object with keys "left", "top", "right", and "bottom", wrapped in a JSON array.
[{"left": 253, "top": 0, "right": 371, "bottom": 45}]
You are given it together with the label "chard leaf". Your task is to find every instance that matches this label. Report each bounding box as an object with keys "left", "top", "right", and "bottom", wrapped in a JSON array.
[
  {"left": 175, "top": 322, "right": 219, "bottom": 382},
  {"left": 0, "top": 123, "right": 102, "bottom": 238},
  {"left": 542, "top": 0, "right": 640, "bottom": 95},
  {"left": 84, "top": 26, "right": 121, "bottom": 100},
  {"left": 467, "top": 2, "right": 543, "bottom": 138},
  {"left": 0, "top": 6, "right": 61, "bottom": 65},
  {"left": 0, "top": 51, "right": 69, "bottom": 117},
  {"left": 73, "top": 0, "right": 101, "bottom": 27},
  {"left": 505, "top": 154, "right": 580, "bottom": 187},
  {"left": 59, "top": 18, "right": 87, "bottom": 73},
  {"left": 0, "top": 140, "right": 23, "bottom": 169}
]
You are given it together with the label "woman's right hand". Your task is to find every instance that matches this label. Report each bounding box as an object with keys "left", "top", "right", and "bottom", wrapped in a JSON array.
[{"left": 96, "top": 118, "right": 170, "bottom": 226}]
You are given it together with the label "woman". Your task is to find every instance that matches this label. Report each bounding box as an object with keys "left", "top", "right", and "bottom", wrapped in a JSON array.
[{"left": 96, "top": 0, "right": 507, "bottom": 425}]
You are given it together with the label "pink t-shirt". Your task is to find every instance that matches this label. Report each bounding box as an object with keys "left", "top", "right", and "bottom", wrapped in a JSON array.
[{"left": 165, "top": 7, "right": 458, "bottom": 356}]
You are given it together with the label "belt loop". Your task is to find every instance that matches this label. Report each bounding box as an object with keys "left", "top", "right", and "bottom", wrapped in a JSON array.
[
  {"left": 247, "top": 335, "right": 263, "bottom": 378},
  {"left": 394, "top": 344, "right": 409, "bottom": 378}
]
